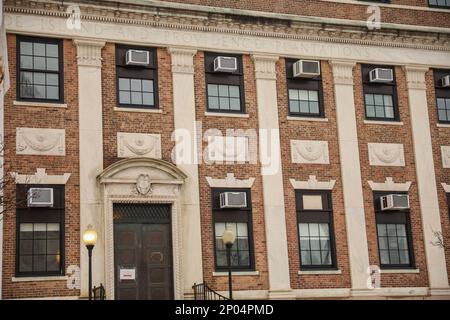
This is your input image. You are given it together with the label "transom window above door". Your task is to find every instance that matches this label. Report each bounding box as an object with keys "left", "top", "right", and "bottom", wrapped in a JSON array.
[{"left": 17, "top": 36, "right": 63, "bottom": 102}]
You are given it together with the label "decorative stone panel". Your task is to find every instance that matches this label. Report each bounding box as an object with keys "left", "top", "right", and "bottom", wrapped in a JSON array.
[
  {"left": 368, "top": 143, "right": 405, "bottom": 167},
  {"left": 441, "top": 146, "right": 450, "bottom": 169},
  {"left": 117, "top": 132, "right": 162, "bottom": 159},
  {"left": 16, "top": 127, "right": 65, "bottom": 156},
  {"left": 206, "top": 136, "right": 249, "bottom": 163},
  {"left": 291, "top": 140, "right": 329, "bottom": 164}
]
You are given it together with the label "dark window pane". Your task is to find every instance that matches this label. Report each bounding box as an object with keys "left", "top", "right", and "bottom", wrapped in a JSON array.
[
  {"left": 46, "top": 255, "right": 60, "bottom": 271},
  {"left": 19, "top": 256, "right": 32, "bottom": 272},
  {"left": 20, "top": 240, "right": 33, "bottom": 255},
  {"left": 47, "top": 239, "right": 60, "bottom": 255},
  {"left": 33, "top": 255, "right": 46, "bottom": 271},
  {"left": 34, "top": 239, "right": 46, "bottom": 255}
]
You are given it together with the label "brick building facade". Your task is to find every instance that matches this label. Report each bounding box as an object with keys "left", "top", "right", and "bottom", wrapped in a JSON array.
[{"left": 0, "top": 0, "right": 450, "bottom": 299}]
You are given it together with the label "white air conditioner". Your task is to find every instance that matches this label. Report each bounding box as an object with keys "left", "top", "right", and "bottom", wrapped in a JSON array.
[
  {"left": 442, "top": 75, "right": 450, "bottom": 88},
  {"left": 370, "top": 68, "right": 394, "bottom": 83},
  {"left": 125, "top": 50, "right": 150, "bottom": 66},
  {"left": 214, "top": 56, "right": 238, "bottom": 73},
  {"left": 220, "top": 192, "right": 247, "bottom": 208},
  {"left": 293, "top": 60, "right": 320, "bottom": 78},
  {"left": 27, "top": 188, "right": 54, "bottom": 207},
  {"left": 380, "top": 194, "right": 410, "bottom": 211}
]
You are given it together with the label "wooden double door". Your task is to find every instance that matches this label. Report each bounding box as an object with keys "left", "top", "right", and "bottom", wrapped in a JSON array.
[{"left": 113, "top": 204, "right": 173, "bottom": 300}]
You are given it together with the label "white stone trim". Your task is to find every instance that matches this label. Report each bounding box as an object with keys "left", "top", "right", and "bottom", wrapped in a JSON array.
[
  {"left": 286, "top": 117, "right": 328, "bottom": 122},
  {"left": 293, "top": 288, "right": 351, "bottom": 299},
  {"left": 251, "top": 55, "right": 278, "bottom": 80},
  {"left": 206, "top": 173, "right": 255, "bottom": 189},
  {"left": 13, "top": 100, "right": 67, "bottom": 108},
  {"left": 363, "top": 120, "right": 404, "bottom": 126},
  {"left": 213, "top": 271, "right": 260, "bottom": 277},
  {"left": 298, "top": 270, "right": 342, "bottom": 275},
  {"left": 114, "top": 107, "right": 163, "bottom": 114},
  {"left": 290, "top": 175, "right": 336, "bottom": 190},
  {"left": 168, "top": 47, "right": 197, "bottom": 74},
  {"left": 204, "top": 112, "right": 249, "bottom": 118},
  {"left": 437, "top": 123, "right": 450, "bottom": 128},
  {"left": 351, "top": 287, "right": 429, "bottom": 298},
  {"left": 10, "top": 168, "right": 71, "bottom": 185},
  {"left": 117, "top": 132, "right": 162, "bottom": 159},
  {"left": 73, "top": 39, "right": 105, "bottom": 68},
  {"left": 403, "top": 65, "right": 429, "bottom": 91},
  {"left": 321, "top": 0, "right": 450, "bottom": 13},
  {"left": 11, "top": 276, "right": 68, "bottom": 282},
  {"left": 442, "top": 183, "right": 450, "bottom": 193},
  {"left": 380, "top": 269, "right": 420, "bottom": 274},
  {"left": 367, "top": 177, "right": 412, "bottom": 192}
]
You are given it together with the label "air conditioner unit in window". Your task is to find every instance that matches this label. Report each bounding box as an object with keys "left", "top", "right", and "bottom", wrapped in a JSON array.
[
  {"left": 293, "top": 60, "right": 320, "bottom": 78},
  {"left": 27, "top": 188, "right": 54, "bottom": 207},
  {"left": 214, "top": 56, "right": 238, "bottom": 73},
  {"left": 369, "top": 68, "right": 394, "bottom": 83},
  {"left": 125, "top": 49, "right": 150, "bottom": 66},
  {"left": 220, "top": 192, "right": 247, "bottom": 208},
  {"left": 380, "top": 194, "right": 409, "bottom": 211},
  {"left": 442, "top": 75, "right": 450, "bottom": 88}
]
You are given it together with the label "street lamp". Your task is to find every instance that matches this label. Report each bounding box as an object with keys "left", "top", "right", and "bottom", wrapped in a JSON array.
[
  {"left": 82, "top": 225, "right": 98, "bottom": 301},
  {"left": 222, "top": 227, "right": 236, "bottom": 300}
]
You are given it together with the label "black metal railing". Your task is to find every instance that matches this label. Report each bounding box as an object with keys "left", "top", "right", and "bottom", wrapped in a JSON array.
[
  {"left": 92, "top": 283, "right": 106, "bottom": 300},
  {"left": 192, "top": 282, "right": 229, "bottom": 300}
]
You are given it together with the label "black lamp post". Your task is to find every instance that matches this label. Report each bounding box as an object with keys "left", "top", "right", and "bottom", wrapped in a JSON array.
[
  {"left": 82, "top": 225, "right": 98, "bottom": 301},
  {"left": 222, "top": 228, "right": 236, "bottom": 300}
]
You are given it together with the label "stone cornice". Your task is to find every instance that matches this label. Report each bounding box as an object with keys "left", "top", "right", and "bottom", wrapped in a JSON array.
[
  {"left": 368, "top": 177, "right": 412, "bottom": 192},
  {"left": 206, "top": 173, "right": 255, "bottom": 188},
  {"left": 290, "top": 175, "right": 336, "bottom": 190},
  {"left": 4, "top": 0, "right": 450, "bottom": 52}
]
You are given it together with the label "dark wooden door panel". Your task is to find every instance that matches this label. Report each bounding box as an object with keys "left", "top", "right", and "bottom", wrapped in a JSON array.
[{"left": 113, "top": 204, "right": 173, "bottom": 300}]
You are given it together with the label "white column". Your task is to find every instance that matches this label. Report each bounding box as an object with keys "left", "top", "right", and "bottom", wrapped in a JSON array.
[
  {"left": 404, "top": 66, "right": 450, "bottom": 295},
  {"left": 168, "top": 48, "right": 204, "bottom": 298},
  {"left": 74, "top": 39, "right": 105, "bottom": 298},
  {"left": 330, "top": 61, "right": 371, "bottom": 293},
  {"left": 252, "top": 55, "right": 293, "bottom": 299}
]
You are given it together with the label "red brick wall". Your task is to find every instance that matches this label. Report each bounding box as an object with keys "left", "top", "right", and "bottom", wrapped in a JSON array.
[
  {"left": 193, "top": 52, "right": 270, "bottom": 292},
  {"left": 2, "top": 34, "right": 80, "bottom": 298},
  {"left": 102, "top": 44, "right": 175, "bottom": 168},
  {"left": 160, "top": 0, "right": 450, "bottom": 28},
  {"left": 353, "top": 64, "right": 429, "bottom": 287},
  {"left": 426, "top": 69, "right": 450, "bottom": 285},
  {"left": 277, "top": 59, "right": 351, "bottom": 289}
]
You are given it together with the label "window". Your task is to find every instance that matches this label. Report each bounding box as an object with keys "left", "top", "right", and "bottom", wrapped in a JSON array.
[
  {"left": 16, "top": 185, "right": 65, "bottom": 276},
  {"left": 205, "top": 52, "right": 245, "bottom": 113},
  {"left": 429, "top": 0, "right": 450, "bottom": 9},
  {"left": 433, "top": 69, "right": 450, "bottom": 123},
  {"left": 212, "top": 189, "right": 254, "bottom": 271},
  {"left": 374, "top": 192, "right": 415, "bottom": 269},
  {"left": 285, "top": 59, "right": 324, "bottom": 118},
  {"left": 116, "top": 45, "right": 158, "bottom": 108},
  {"left": 17, "top": 36, "right": 63, "bottom": 102},
  {"left": 296, "top": 190, "right": 337, "bottom": 269},
  {"left": 361, "top": 64, "right": 399, "bottom": 121}
]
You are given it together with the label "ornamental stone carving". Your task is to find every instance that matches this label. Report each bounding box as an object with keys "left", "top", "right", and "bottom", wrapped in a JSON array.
[
  {"left": 290, "top": 175, "right": 336, "bottom": 190},
  {"left": 441, "top": 146, "right": 450, "bottom": 169},
  {"left": 10, "top": 168, "right": 71, "bottom": 185},
  {"left": 117, "top": 132, "right": 162, "bottom": 159},
  {"left": 368, "top": 143, "right": 405, "bottom": 167},
  {"left": 168, "top": 48, "right": 197, "bottom": 74},
  {"left": 16, "top": 127, "right": 65, "bottom": 156},
  {"left": 206, "top": 136, "right": 249, "bottom": 163},
  {"left": 368, "top": 177, "right": 412, "bottom": 192},
  {"left": 206, "top": 173, "right": 255, "bottom": 188},
  {"left": 442, "top": 183, "right": 450, "bottom": 193},
  {"left": 291, "top": 140, "right": 329, "bottom": 164},
  {"left": 136, "top": 174, "right": 152, "bottom": 195},
  {"left": 252, "top": 55, "right": 278, "bottom": 80}
]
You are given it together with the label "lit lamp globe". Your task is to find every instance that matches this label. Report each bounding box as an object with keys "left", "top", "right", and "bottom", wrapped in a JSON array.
[
  {"left": 222, "top": 228, "right": 236, "bottom": 247},
  {"left": 82, "top": 226, "right": 98, "bottom": 248}
]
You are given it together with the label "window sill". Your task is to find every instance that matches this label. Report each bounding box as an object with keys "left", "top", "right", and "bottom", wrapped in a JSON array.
[
  {"left": 287, "top": 116, "right": 328, "bottom": 122},
  {"left": 14, "top": 100, "right": 67, "bottom": 109},
  {"left": 298, "top": 269, "right": 342, "bottom": 275},
  {"left": 114, "top": 107, "right": 163, "bottom": 113},
  {"left": 379, "top": 269, "right": 420, "bottom": 274},
  {"left": 364, "top": 120, "right": 404, "bottom": 126},
  {"left": 437, "top": 123, "right": 450, "bottom": 128},
  {"left": 205, "top": 112, "right": 249, "bottom": 118},
  {"left": 212, "top": 271, "right": 259, "bottom": 277},
  {"left": 12, "top": 275, "right": 68, "bottom": 282}
]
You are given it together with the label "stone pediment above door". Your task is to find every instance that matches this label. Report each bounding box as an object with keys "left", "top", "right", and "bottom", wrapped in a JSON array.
[{"left": 97, "top": 158, "right": 187, "bottom": 196}]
